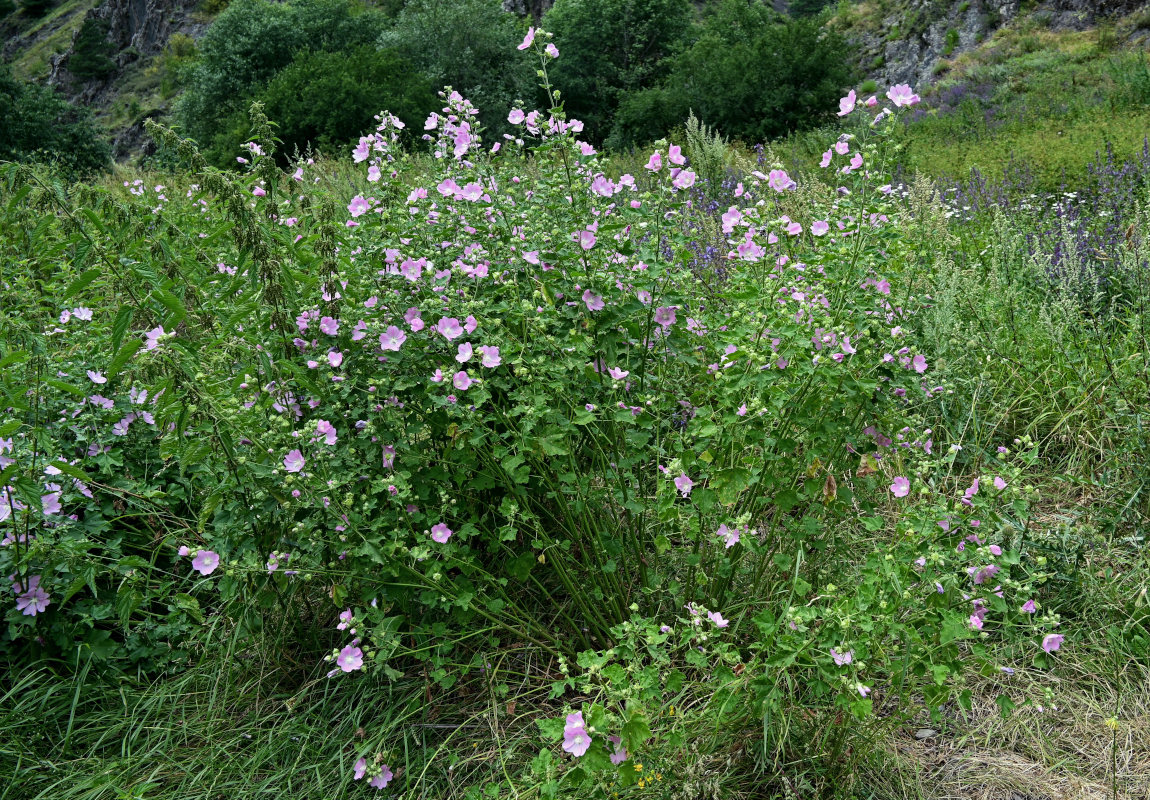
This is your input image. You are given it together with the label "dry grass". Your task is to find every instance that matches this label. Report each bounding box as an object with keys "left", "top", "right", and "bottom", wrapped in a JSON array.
[{"left": 867, "top": 658, "right": 1150, "bottom": 800}]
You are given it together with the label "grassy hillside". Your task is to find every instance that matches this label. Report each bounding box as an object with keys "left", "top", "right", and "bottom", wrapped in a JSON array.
[{"left": 903, "top": 15, "right": 1150, "bottom": 187}]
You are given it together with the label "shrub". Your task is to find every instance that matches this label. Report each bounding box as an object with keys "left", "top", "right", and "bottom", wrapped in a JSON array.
[
  {"left": 379, "top": 0, "right": 534, "bottom": 142},
  {"left": 0, "top": 65, "right": 111, "bottom": 178},
  {"left": 544, "top": 0, "right": 695, "bottom": 144},
  {"left": 175, "top": 0, "right": 390, "bottom": 164},
  {"left": 254, "top": 47, "right": 438, "bottom": 161},
  {"left": 1, "top": 34, "right": 1067, "bottom": 798},
  {"left": 68, "top": 16, "right": 118, "bottom": 82},
  {"left": 615, "top": 0, "right": 856, "bottom": 146}
]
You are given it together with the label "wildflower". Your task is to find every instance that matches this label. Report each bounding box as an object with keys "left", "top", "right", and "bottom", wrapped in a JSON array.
[
  {"left": 337, "top": 645, "right": 364, "bottom": 672},
  {"left": 708, "top": 611, "right": 729, "bottom": 628},
  {"left": 87, "top": 370, "right": 107, "bottom": 384},
  {"left": 431, "top": 523, "right": 453, "bottom": 543},
  {"left": 578, "top": 230, "right": 596, "bottom": 250},
  {"left": 856, "top": 683, "right": 871, "bottom": 698},
  {"left": 994, "top": 476, "right": 1007, "bottom": 490},
  {"left": 517, "top": 27, "right": 535, "bottom": 50},
  {"left": 380, "top": 326, "right": 407, "bottom": 351},
  {"left": 886, "top": 83, "right": 920, "bottom": 107},
  {"left": 667, "top": 144, "right": 686, "bottom": 165},
  {"left": 328, "top": 351, "right": 343, "bottom": 368},
  {"left": 674, "top": 474, "right": 694, "bottom": 497},
  {"left": 369, "top": 766, "right": 393, "bottom": 789},
  {"left": 767, "top": 169, "right": 795, "bottom": 192},
  {"left": 456, "top": 343, "right": 473, "bottom": 363},
  {"left": 545, "top": 43, "right": 559, "bottom": 58},
  {"left": 582, "top": 290, "right": 604, "bottom": 311},
  {"left": 645, "top": 151, "right": 662, "bottom": 172},
  {"left": 437, "top": 317, "right": 464, "bottom": 340},
  {"left": 144, "top": 326, "right": 166, "bottom": 350},
  {"left": 890, "top": 476, "right": 910, "bottom": 497},
  {"left": 672, "top": 170, "right": 696, "bottom": 190},
  {"left": 284, "top": 449, "right": 306, "bottom": 473},
  {"left": 316, "top": 420, "right": 338, "bottom": 446},
  {"left": 15, "top": 580, "right": 51, "bottom": 616},
  {"left": 337, "top": 609, "right": 353, "bottom": 630},
  {"left": 654, "top": 306, "right": 677, "bottom": 328},
  {"left": 562, "top": 712, "right": 592, "bottom": 757},
  {"left": 348, "top": 196, "right": 369, "bottom": 217},
  {"left": 831, "top": 647, "right": 853, "bottom": 666},
  {"left": 607, "top": 367, "right": 629, "bottom": 380},
  {"left": 320, "top": 316, "right": 339, "bottom": 335},
  {"left": 41, "top": 492, "right": 61, "bottom": 515},
  {"left": 191, "top": 550, "right": 220, "bottom": 576},
  {"left": 508, "top": 109, "right": 525, "bottom": 124},
  {"left": 717, "top": 523, "right": 740, "bottom": 548},
  {"left": 912, "top": 354, "right": 928, "bottom": 373},
  {"left": 837, "top": 89, "right": 856, "bottom": 116},
  {"left": 811, "top": 220, "right": 829, "bottom": 236},
  {"left": 478, "top": 345, "right": 501, "bottom": 368},
  {"left": 1021, "top": 599, "right": 1037, "bottom": 614},
  {"left": 354, "top": 758, "right": 368, "bottom": 780},
  {"left": 1042, "top": 633, "right": 1064, "bottom": 653},
  {"left": 453, "top": 371, "right": 474, "bottom": 391},
  {"left": 608, "top": 735, "right": 627, "bottom": 765}
]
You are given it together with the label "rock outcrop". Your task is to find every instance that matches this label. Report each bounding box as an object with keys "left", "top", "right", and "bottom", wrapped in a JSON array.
[{"left": 853, "top": 0, "right": 1148, "bottom": 89}]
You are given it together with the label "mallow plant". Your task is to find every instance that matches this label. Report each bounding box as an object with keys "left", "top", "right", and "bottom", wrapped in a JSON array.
[{"left": 0, "top": 29, "right": 1064, "bottom": 797}]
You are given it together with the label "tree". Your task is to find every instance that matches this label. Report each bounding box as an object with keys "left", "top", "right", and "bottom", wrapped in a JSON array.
[
  {"left": 0, "top": 65, "right": 111, "bottom": 177},
  {"left": 543, "top": 0, "right": 695, "bottom": 145},
  {"left": 379, "top": 0, "right": 534, "bottom": 141},
  {"left": 69, "top": 17, "right": 118, "bottom": 82},
  {"left": 176, "top": 0, "right": 390, "bottom": 163},
  {"left": 256, "top": 46, "right": 438, "bottom": 162},
  {"left": 614, "top": 0, "right": 856, "bottom": 146}
]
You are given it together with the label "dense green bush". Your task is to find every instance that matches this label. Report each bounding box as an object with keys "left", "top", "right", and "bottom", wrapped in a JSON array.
[
  {"left": 544, "top": 0, "right": 695, "bottom": 144},
  {"left": 615, "top": 0, "right": 856, "bottom": 146},
  {"left": 176, "top": 0, "right": 391, "bottom": 164},
  {"left": 2, "top": 32, "right": 1091, "bottom": 800},
  {"left": 68, "top": 17, "right": 118, "bottom": 82},
  {"left": 253, "top": 46, "right": 437, "bottom": 161},
  {"left": 379, "top": 0, "right": 535, "bottom": 142},
  {"left": 0, "top": 66, "right": 111, "bottom": 177}
]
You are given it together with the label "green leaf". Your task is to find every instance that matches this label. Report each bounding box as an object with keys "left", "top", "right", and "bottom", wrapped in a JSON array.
[
  {"left": 622, "top": 706, "right": 652, "bottom": 749},
  {"left": 64, "top": 268, "right": 102, "bottom": 300},
  {"left": 106, "top": 339, "right": 143, "bottom": 379},
  {"left": 111, "top": 306, "right": 134, "bottom": 354}
]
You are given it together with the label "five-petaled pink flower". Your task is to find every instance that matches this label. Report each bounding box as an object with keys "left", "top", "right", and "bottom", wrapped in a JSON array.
[
  {"left": 674, "top": 474, "right": 694, "bottom": 497},
  {"left": 1042, "top": 633, "right": 1064, "bottom": 653},
  {"left": 437, "top": 317, "right": 464, "bottom": 340},
  {"left": 348, "top": 195, "right": 369, "bottom": 217},
  {"left": 191, "top": 549, "right": 220, "bottom": 576},
  {"left": 380, "top": 326, "right": 407, "bottom": 351},
  {"left": 578, "top": 230, "right": 596, "bottom": 250},
  {"left": 831, "top": 647, "right": 853, "bottom": 666},
  {"left": 886, "top": 83, "right": 920, "bottom": 107},
  {"left": 453, "top": 370, "right": 474, "bottom": 391},
  {"left": 337, "top": 644, "right": 364, "bottom": 672},
  {"left": 837, "top": 89, "right": 856, "bottom": 116},
  {"left": 431, "top": 523, "right": 453, "bottom": 543},
  {"left": 582, "top": 290, "right": 604, "bottom": 311},
  {"left": 517, "top": 27, "right": 535, "bottom": 50},
  {"left": 654, "top": 306, "right": 677, "bottom": 329},
  {"left": 284, "top": 449, "right": 305, "bottom": 473},
  {"left": 562, "top": 711, "right": 591, "bottom": 757},
  {"left": 890, "top": 476, "right": 910, "bottom": 497}
]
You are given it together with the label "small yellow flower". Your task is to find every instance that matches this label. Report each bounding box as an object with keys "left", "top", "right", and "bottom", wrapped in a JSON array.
[
  {"left": 669, "top": 706, "right": 675, "bottom": 716},
  {"left": 635, "top": 763, "right": 643, "bottom": 772},
  {"left": 638, "top": 779, "right": 645, "bottom": 788}
]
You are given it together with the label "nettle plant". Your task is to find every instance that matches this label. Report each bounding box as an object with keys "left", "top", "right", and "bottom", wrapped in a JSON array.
[{"left": 0, "top": 32, "right": 1065, "bottom": 794}]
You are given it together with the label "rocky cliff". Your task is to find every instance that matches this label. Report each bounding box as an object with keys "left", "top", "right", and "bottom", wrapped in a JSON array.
[{"left": 848, "top": 0, "right": 1149, "bottom": 88}]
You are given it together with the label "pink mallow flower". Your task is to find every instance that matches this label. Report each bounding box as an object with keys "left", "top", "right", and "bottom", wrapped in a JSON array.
[
  {"left": 674, "top": 474, "right": 694, "bottom": 497},
  {"left": 1042, "top": 633, "right": 1064, "bottom": 653},
  {"left": 890, "top": 476, "right": 910, "bottom": 497},
  {"left": 431, "top": 523, "right": 453, "bottom": 543},
  {"left": 337, "top": 644, "right": 364, "bottom": 672},
  {"left": 191, "top": 549, "right": 220, "bottom": 576}
]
